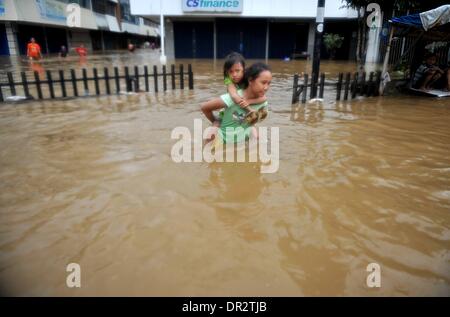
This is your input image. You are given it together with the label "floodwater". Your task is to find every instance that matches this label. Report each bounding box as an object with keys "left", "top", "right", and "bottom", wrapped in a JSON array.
[{"left": 0, "top": 51, "right": 449, "bottom": 296}]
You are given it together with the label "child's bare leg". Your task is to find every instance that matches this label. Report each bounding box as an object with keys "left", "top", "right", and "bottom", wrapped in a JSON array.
[
  {"left": 426, "top": 72, "right": 442, "bottom": 89},
  {"left": 420, "top": 71, "right": 437, "bottom": 90}
]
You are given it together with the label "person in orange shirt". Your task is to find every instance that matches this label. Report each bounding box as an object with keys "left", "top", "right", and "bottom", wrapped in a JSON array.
[
  {"left": 27, "top": 38, "right": 42, "bottom": 60},
  {"left": 74, "top": 44, "right": 88, "bottom": 57}
]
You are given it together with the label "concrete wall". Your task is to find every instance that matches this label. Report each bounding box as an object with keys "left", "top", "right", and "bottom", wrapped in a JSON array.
[
  {"left": 1, "top": 0, "right": 158, "bottom": 36},
  {"left": 0, "top": 0, "right": 98, "bottom": 30},
  {"left": 0, "top": 0, "right": 19, "bottom": 21},
  {"left": 68, "top": 29, "right": 93, "bottom": 51}
]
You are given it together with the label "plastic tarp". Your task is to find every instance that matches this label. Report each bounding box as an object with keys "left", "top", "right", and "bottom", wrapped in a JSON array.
[
  {"left": 420, "top": 5, "right": 450, "bottom": 31},
  {"left": 391, "top": 13, "right": 422, "bottom": 28},
  {"left": 391, "top": 5, "right": 450, "bottom": 31}
]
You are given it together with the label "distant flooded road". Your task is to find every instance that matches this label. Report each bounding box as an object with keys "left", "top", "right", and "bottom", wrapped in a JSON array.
[{"left": 0, "top": 51, "right": 449, "bottom": 296}]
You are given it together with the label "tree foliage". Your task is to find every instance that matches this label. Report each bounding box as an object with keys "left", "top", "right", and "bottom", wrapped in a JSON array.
[{"left": 324, "top": 33, "right": 344, "bottom": 59}]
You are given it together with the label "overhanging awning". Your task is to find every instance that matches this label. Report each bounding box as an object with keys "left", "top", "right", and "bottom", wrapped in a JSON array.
[
  {"left": 106, "top": 15, "right": 121, "bottom": 32},
  {"left": 94, "top": 13, "right": 109, "bottom": 30}
]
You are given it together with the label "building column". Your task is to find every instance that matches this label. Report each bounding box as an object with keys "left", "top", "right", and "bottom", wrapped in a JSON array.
[
  {"left": 348, "top": 30, "right": 357, "bottom": 60},
  {"left": 307, "top": 21, "right": 315, "bottom": 58},
  {"left": 365, "top": 11, "right": 383, "bottom": 63},
  {"left": 5, "top": 22, "right": 19, "bottom": 56},
  {"left": 164, "top": 18, "right": 175, "bottom": 59},
  {"left": 66, "top": 29, "right": 70, "bottom": 50},
  {"left": 43, "top": 26, "right": 50, "bottom": 54},
  {"left": 101, "top": 30, "right": 105, "bottom": 51}
]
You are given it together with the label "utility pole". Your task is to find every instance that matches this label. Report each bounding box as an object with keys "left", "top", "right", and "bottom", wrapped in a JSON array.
[
  {"left": 159, "top": 0, "right": 167, "bottom": 65},
  {"left": 311, "top": 0, "right": 325, "bottom": 98}
]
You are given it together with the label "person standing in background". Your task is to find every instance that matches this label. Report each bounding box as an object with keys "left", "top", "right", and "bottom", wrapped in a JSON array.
[
  {"left": 74, "top": 44, "right": 88, "bottom": 57},
  {"left": 59, "top": 45, "right": 68, "bottom": 58},
  {"left": 27, "top": 38, "right": 42, "bottom": 60}
]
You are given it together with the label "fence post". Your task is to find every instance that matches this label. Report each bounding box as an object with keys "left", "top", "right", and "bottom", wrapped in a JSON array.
[
  {"left": 134, "top": 66, "right": 140, "bottom": 92},
  {"left": 47, "top": 70, "right": 55, "bottom": 99},
  {"left": 367, "top": 72, "right": 374, "bottom": 97},
  {"left": 360, "top": 72, "right": 366, "bottom": 96},
  {"left": 351, "top": 72, "right": 358, "bottom": 99},
  {"left": 70, "top": 69, "right": 78, "bottom": 97},
  {"left": 144, "top": 66, "right": 149, "bottom": 92},
  {"left": 82, "top": 68, "right": 88, "bottom": 95},
  {"left": 344, "top": 73, "right": 350, "bottom": 100},
  {"left": 103, "top": 68, "right": 110, "bottom": 95},
  {"left": 291, "top": 74, "right": 299, "bottom": 104},
  {"left": 302, "top": 74, "right": 308, "bottom": 104},
  {"left": 163, "top": 65, "right": 167, "bottom": 91},
  {"left": 374, "top": 71, "right": 382, "bottom": 96},
  {"left": 319, "top": 73, "right": 325, "bottom": 99},
  {"left": 21, "top": 72, "right": 30, "bottom": 98},
  {"left": 59, "top": 70, "right": 67, "bottom": 98},
  {"left": 311, "top": 73, "right": 319, "bottom": 99},
  {"left": 179, "top": 64, "right": 184, "bottom": 89},
  {"left": 153, "top": 65, "right": 158, "bottom": 93},
  {"left": 188, "top": 64, "right": 194, "bottom": 90},
  {"left": 35, "top": 71, "right": 43, "bottom": 99},
  {"left": 125, "top": 66, "right": 131, "bottom": 92},
  {"left": 171, "top": 64, "right": 176, "bottom": 90},
  {"left": 0, "top": 84, "right": 3, "bottom": 102},
  {"left": 93, "top": 68, "right": 100, "bottom": 95},
  {"left": 291, "top": 74, "right": 298, "bottom": 104},
  {"left": 7, "top": 72, "right": 16, "bottom": 96},
  {"left": 114, "top": 67, "right": 120, "bottom": 94},
  {"left": 309, "top": 73, "right": 315, "bottom": 100},
  {"left": 336, "top": 73, "right": 343, "bottom": 101}
]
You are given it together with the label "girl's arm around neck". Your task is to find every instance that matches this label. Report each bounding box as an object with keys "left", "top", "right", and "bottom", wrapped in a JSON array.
[{"left": 227, "top": 83, "right": 243, "bottom": 104}]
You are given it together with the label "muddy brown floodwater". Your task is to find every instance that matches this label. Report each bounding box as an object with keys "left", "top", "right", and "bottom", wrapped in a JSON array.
[{"left": 0, "top": 51, "right": 449, "bottom": 296}]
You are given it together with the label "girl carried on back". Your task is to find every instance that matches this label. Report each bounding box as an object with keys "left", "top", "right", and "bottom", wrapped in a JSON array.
[
  {"left": 201, "top": 62, "right": 272, "bottom": 145},
  {"left": 223, "top": 52, "right": 267, "bottom": 113},
  {"left": 206, "top": 52, "right": 268, "bottom": 142}
]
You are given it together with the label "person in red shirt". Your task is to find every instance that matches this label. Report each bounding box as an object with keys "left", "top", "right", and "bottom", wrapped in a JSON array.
[
  {"left": 27, "top": 38, "right": 42, "bottom": 60},
  {"left": 74, "top": 44, "right": 88, "bottom": 57}
]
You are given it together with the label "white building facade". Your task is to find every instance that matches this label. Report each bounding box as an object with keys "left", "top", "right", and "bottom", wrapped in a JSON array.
[
  {"left": 0, "top": 0, "right": 159, "bottom": 56},
  {"left": 130, "top": 0, "right": 358, "bottom": 60}
]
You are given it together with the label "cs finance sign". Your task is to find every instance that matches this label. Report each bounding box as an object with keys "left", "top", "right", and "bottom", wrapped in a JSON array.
[{"left": 182, "top": 0, "right": 243, "bottom": 13}]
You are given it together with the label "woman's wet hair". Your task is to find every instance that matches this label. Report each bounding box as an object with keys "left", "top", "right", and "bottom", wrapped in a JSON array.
[
  {"left": 223, "top": 52, "right": 246, "bottom": 81},
  {"left": 242, "top": 62, "right": 271, "bottom": 88}
]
